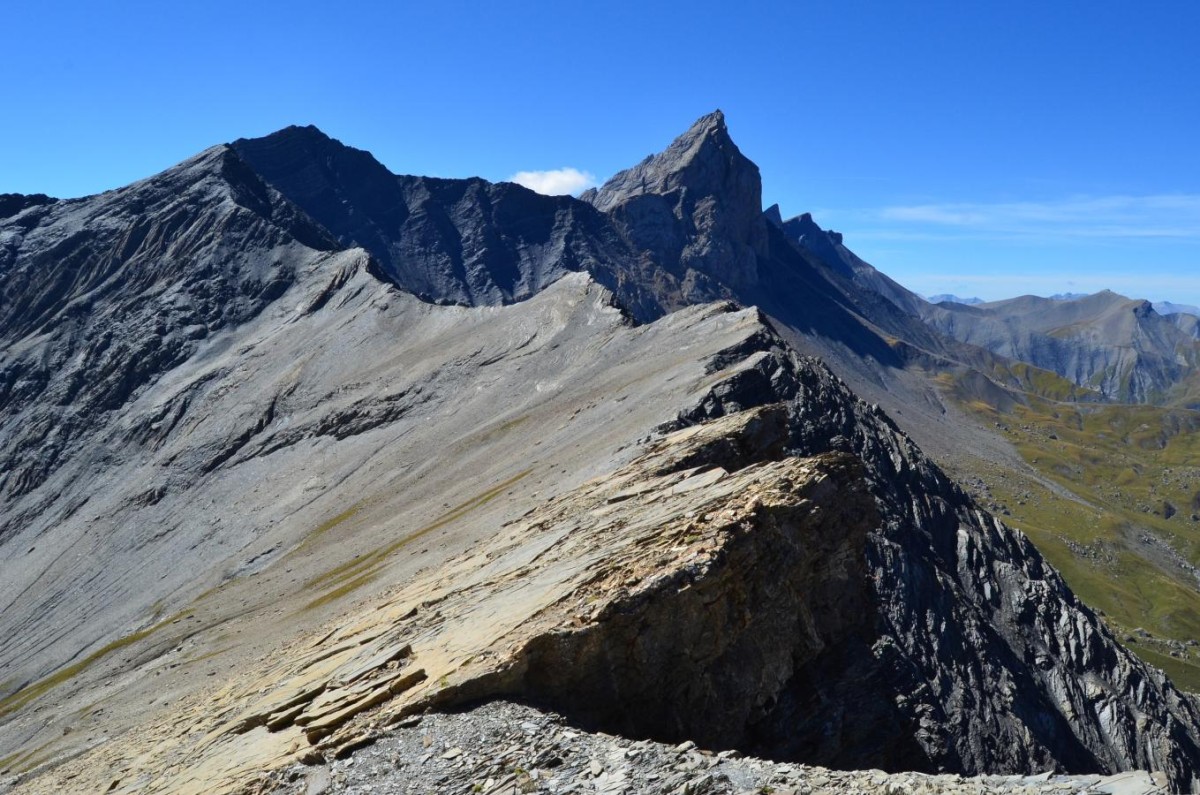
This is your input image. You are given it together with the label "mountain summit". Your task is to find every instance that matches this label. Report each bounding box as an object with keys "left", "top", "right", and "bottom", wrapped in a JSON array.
[{"left": 582, "top": 109, "right": 768, "bottom": 290}]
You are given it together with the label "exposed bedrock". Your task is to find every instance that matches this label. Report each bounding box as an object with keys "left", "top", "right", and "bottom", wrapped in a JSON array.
[
  {"left": 659, "top": 335, "right": 1200, "bottom": 791},
  {"left": 503, "top": 451, "right": 912, "bottom": 767}
]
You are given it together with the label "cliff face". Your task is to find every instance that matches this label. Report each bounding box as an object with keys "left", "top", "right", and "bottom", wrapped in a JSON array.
[
  {"left": 581, "top": 110, "right": 768, "bottom": 296},
  {"left": 662, "top": 327, "right": 1200, "bottom": 788}
]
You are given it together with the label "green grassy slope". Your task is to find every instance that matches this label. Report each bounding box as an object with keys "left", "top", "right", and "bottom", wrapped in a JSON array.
[{"left": 943, "top": 376, "right": 1200, "bottom": 691}]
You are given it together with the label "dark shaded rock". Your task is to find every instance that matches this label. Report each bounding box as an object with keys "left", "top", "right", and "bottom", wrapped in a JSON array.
[
  {"left": 0, "top": 193, "right": 57, "bottom": 220},
  {"left": 663, "top": 336, "right": 1200, "bottom": 791},
  {"left": 778, "top": 211, "right": 927, "bottom": 317},
  {"left": 231, "top": 126, "right": 666, "bottom": 320}
]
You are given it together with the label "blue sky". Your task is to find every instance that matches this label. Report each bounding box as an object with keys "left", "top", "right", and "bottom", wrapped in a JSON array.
[{"left": 4, "top": 1, "right": 1198, "bottom": 304}]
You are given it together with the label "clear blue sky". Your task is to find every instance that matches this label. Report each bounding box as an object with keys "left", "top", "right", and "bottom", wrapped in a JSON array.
[{"left": 4, "top": 1, "right": 1198, "bottom": 304}]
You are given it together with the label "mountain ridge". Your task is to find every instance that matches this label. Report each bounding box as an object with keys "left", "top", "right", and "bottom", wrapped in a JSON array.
[{"left": 5, "top": 112, "right": 1200, "bottom": 792}]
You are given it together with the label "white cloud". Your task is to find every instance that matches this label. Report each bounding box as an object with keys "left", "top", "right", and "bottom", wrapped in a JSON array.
[{"left": 508, "top": 167, "right": 597, "bottom": 196}]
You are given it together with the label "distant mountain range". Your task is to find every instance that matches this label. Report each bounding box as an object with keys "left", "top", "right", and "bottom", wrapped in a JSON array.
[
  {"left": 926, "top": 294, "right": 1200, "bottom": 320},
  {"left": 6, "top": 112, "right": 1200, "bottom": 792},
  {"left": 926, "top": 293, "right": 984, "bottom": 305},
  {"left": 1156, "top": 300, "right": 1200, "bottom": 316}
]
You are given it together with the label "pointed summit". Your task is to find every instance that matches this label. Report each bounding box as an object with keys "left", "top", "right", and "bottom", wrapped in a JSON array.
[
  {"left": 583, "top": 110, "right": 759, "bottom": 214},
  {"left": 582, "top": 111, "right": 767, "bottom": 290}
]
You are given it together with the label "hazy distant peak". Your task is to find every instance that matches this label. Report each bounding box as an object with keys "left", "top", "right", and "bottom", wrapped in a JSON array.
[
  {"left": 926, "top": 294, "right": 984, "bottom": 305},
  {"left": 1154, "top": 300, "right": 1200, "bottom": 317}
]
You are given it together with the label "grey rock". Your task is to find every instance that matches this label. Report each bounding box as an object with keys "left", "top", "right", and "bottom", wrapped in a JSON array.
[
  {"left": 3, "top": 113, "right": 1200, "bottom": 794},
  {"left": 582, "top": 110, "right": 767, "bottom": 295},
  {"left": 662, "top": 339, "right": 1200, "bottom": 791},
  {"left": 917, "top": 291, "right": 1200, "bottom": 402}
]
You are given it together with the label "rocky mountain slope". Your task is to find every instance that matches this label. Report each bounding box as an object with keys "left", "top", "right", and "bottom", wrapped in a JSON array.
[
  {"left": 918, "top": 292, "right": 1200, "bottom": 404},
  {"left": 4, "top": 114, "right": 1200, "bottom": 793}
]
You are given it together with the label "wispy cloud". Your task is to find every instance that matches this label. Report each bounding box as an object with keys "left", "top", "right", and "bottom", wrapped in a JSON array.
[
  {"left": 908, "top": 272, "right": 1200, "bottom": 293},
  {"left": 508, "top": 167, "right": 597, "bottom": 196},
  {"left": 876, "top": 194, "right": 1200, "bottom": 240},
  {"left": 905, "top": 272, "right": 1200, "bottom": 306}
]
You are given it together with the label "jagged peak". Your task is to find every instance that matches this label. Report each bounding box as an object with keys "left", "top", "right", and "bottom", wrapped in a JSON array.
[
  {"left": 583, "top": 110, "right": 759, "bottom": 214},
  {"left": 781, "top": 211, "right": 845, "bottom": 247}
]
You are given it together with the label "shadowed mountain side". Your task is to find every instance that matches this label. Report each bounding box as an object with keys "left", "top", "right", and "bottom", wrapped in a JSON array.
[
  {"left": 0, "top": 146, "right": 340, "bottom": 507},
  {"left": 777, "top": 210, "right": 927, "bottom": 317},
  {"left": 0, "top": 194, "right": 57, "bottom": 222},
  {"left": 231, "top": 126, "right": 669, "bottom": 321}
]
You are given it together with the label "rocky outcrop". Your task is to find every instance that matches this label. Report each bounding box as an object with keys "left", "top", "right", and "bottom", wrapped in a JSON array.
[
  {"left": 581, "top": 110, "right": 768, "bottom": 296},
  {"left": 664, "top": 334, "right": 1200, "bottom": 790}
]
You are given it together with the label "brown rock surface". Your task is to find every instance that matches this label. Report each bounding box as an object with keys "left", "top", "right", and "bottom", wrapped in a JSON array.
[{"left": 9, "top": 407, "right": 876, "bottom": 794}]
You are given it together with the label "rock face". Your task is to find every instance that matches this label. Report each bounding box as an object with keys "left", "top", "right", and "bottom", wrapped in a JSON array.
[
  {"left": 581, "top": 110, "right": 768, "bottom": 297},
  {"left": 663, "top": 330, "right": 1200, "bottom": 788},
  {"left": 778, "top": 210, "right": 928, "bottom": 317},
  {"left": 231, "top": 126, "right": 666, "bottom": 320},
  {"left": 4, "top": 113, "right": 1200, "bottom": 794},
  {"left": 0, "top": 145, "right": 337, "bottom": 507}
]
